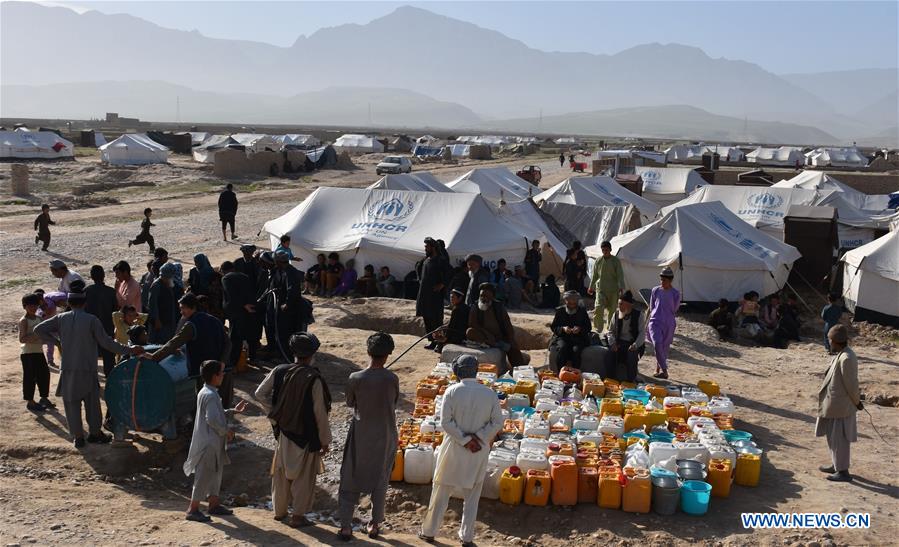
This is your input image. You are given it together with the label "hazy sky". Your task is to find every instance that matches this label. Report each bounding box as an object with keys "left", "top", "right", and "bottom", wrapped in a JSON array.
[{"left": 38, "top": 0, "right": 898, "bottom": 74}]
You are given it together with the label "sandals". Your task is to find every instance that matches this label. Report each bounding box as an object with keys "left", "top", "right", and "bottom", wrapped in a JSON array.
[
  {"left": 337, "top": 527, "right": 353, "bottom": 542},
  {"left": 208, "top": 505, "right": 233, "bottom": 516},
  {"left": 288, "top": 515, "right": 314, "bottom": 528},
  {"left": 418, "top": 532, "right": 435, "bottom": 543},
  {"left": 185, "top": 510, "right": 211, "bottom": 523},
  {"left": 367, "top": 523, "right": 380, "bottom": 539}
]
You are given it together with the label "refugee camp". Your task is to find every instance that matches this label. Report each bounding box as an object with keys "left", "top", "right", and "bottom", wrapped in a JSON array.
[{"left": 0, "top": 1, "right": 897, "bottom": 546}]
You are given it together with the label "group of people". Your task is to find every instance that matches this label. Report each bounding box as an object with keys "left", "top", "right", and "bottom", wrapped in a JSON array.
[{"left": 708, "top": 290, "right": 806, "bottom": 350}]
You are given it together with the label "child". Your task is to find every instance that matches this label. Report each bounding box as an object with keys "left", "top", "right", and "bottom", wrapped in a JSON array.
[
  {"left": 127, "top": 324, "right": 149, "bottom": 347},
  {"left": 33, "top": 204, "right": 55, "bottom": 251},
  {"left": 129, "top": 207, "right": 156, "bottom": 253},
  {"left": 19, "top": 294, "right": 54, "bottom": 412},
  {"left": 821, "top": 292, "right": 844, "bottom": 353},
  {"left": 113, "top": 305, "right": 148, "bottom": 345},
  {"left": 738, "top": 291, "right": 760, "bottom": 326},
  {"left": 34, "top": 289, "right": 67, "bottom": 368}
]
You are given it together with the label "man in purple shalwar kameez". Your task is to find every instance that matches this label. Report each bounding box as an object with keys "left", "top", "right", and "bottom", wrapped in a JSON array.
[{"left": 647, "top": 267, "right": 680, "bottom": 380}]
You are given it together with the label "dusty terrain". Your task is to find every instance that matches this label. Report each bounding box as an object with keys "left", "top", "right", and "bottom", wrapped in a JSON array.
[{"left": 0, "top": 153, "right": 897, "bottom": 546}]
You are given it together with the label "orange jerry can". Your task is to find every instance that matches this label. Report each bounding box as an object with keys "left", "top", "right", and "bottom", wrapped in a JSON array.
[
  {"left": 583, "top": 380, "right": 606, "bottom": 398},
  {"left": 559, "top": 366, "right": 582, "bottom": 384},
  {"left": 598, "top": 466, "right": 622, "bottom": 509},
  {"left": 577, "top": 466, "right": 599, "bottom": 504},
  {"left": 621, "top": 467, "right": 651, "bottom": 513},
  {"left": 550, "top": 456, "right": 578, "bottom": 506},
  {"left": 235, "top": 345, "right": 249, "bottom": 373},
  {"left": 708, "top": 458, "right": 732, "bottom": 498},
  {"left": 698, "top": 380, "right": 720, "bottom": 397},
  {"left": 478, "top": 363, "right": 499, "bottom": 375},
  {"left": 524, "top": 469, "right": 551, "bottom": 506},
  {"left": 390, "top": 449, "right": 404, "bottom": 482}
]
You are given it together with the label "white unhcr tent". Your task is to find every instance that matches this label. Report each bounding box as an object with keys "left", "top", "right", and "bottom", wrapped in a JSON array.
[
  {"left": 192, "top": 135, "right": 239, "bottom": 163},
  {"left": 805, "top": 147, "right": 868, "bottom": 168},
  {"left": 367, "top": 172, "right": 453, "bottom": 193},
  {"left": 334, "top": 134, "right": 385, "bottom": 154},
  {"left": 773, "top": 171, "right": 897, "bottom": 213},
  {"left": 231, "top": 133, "right": 281, "bottom": 152},
  {"left": 587, "top": 201, "right": 801, "bottom": 302},
  {"left": 534, "top": 176, "right": 660, "bottom": 224},
  {"left": 446, "top": 167, "right": 534, "bottom": 203},
  {"left": 261, "top": 188, "right": 543, "bottom": 275},
  {"left": 276, "top": 134, "right": 320, "bottom": 147},
  {"left": 634, "top": 166, "right": 708, "bottom": 207},
  {"left": 539, "top": 202, "right": 636, "bottom": 249},
  {"left": 99, "top": 133, "right": 168, "bottom": 165},
  {"left": 0, "top": 129, "right": 74, "bottom": 159},
  {"left": 841, "top": 231, "right": 899, "bottom": 327},
  {"left": 746, "top": 146, "right": 805, "bottom": 166}
]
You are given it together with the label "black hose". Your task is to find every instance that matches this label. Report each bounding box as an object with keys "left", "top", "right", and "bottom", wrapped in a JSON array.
[{"left": 385, "top": 327, "right": 446, "bottom": 370}]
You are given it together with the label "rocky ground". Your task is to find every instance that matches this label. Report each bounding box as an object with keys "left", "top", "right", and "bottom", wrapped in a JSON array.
[{"left": 0, "top": 153, "right": 897, "bottom": 546}]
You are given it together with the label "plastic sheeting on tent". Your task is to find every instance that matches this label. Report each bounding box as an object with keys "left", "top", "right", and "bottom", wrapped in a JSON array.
[
  {"left": 189, "top": 132, "right": 210, "bottom": 146},
  {"left": 841, "top": 231, "right": 899, "bottom": 327},
  {"left": 99, "top": 133, "right": 169, "bottom": 165},
  {"left": 261, "top": 187, "right": 543, "bottom": 276},
  {"left": 276, "top": 134, "right": 320, "bottom": 147},
  {"left": 540, "top": 201, "right": 636, "bottom": 249},
  {"left": 746, "top": 146, "right": 805, "bottom": 166},
  {"left": 533, "top": 176, "right": 660, "bottom": 225},
  {"left": 773, "top": 171, "right": 899, "bottom": 213},
  {"left": 587, "top": 201, "right": 801, "bottom": 303},
  {"left": 334, "top": 134, "right": 385, "bottom": 153},
  {"left": 446, "top": 167, "right": 534, "bottom": 203},
  {"left": 805, "top": 147, "right": 868, "bottom": 168},
  {"left": 446, "top": 144, "right": 470, "bottom": 157},
  {"left": 412, "top": 144, "right": 444, "bottom": 157},
  {"left": 0, "top": 129, "right": 74, "bottom": 159},
  {"left": 94, "top": 132, "right": 107, "bottom": 147},
  {"left": 634, "top": 166, "right": 708, "bottom": 208},
  {"left": 367, "top": 172, "right": 453, "bottom": 193},
  {"left": 192, "top": 135, "right": 240, "bottom": 163},
  {"left": 491, "top": 199, "right": 572, "bottom": 270}
]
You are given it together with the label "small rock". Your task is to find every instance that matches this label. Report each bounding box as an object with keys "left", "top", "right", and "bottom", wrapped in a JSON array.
[
  {"left": 200, "top": 542, "right": 211, "bottom": 547},
  {"left": 50, "top": 524, "right": 63, "bottom": 531},
  {"left": 7, "top": 543, "right": 22, "bottom": 547}
]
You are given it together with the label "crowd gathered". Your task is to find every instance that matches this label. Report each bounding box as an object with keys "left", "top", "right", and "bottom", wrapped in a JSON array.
[{"left": 16, "top": 188, "right": 862, "bottom": 543}]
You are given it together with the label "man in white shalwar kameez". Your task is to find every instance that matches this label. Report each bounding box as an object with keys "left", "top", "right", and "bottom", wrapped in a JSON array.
[
  {"left": 183, "top": 360, "right": 247, "bottom": 522},
  {"left": 420, "top": 355, "right": 503, "bottom": 546}
]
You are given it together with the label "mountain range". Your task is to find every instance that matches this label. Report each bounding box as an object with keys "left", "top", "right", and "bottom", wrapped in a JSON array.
[{"left": 1, "top": 2, "right": 896, "bottom": 145}]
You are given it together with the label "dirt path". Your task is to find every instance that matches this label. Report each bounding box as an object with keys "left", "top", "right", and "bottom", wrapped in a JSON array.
[{"left": 1, "top": 155, "right": 897, "bottom": 546}]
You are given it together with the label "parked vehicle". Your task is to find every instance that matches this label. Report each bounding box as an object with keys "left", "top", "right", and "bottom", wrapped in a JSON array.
[{"left": 376, "top": 156, "right": 413, "bottom": 175}]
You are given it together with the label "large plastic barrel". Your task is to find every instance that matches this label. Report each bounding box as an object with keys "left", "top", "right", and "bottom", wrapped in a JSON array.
[{"left": 106, "top": 349, "right": 190, "bottom": 432}]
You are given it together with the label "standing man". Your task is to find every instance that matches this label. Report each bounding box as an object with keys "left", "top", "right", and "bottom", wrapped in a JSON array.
[
  {"left": 221, "top": 261, "right": 258, "bottom": 364},
  {"left": 183, "top": 360, "right": 248, "bottom": 522},
  {"left": 524, "top": 241, "right": 542, "bottom": 287},
  {"left": 218, "top": 183, "right": 239, "bottom": 241},
  {"left": 420, "top": 355, "right": 503, "bottom": 547},
  {"left": 549, "top": 290, "right": 592, "bottom": 371},
  {"left": 49, "top": 260, "right": 83, "bottom": 294},
  {"left": 234, "top": 244, "right": 259, "bottom": 281},
  {"left": 588, "top": 241, "right": 625, "bottom": 333},
  {"left": 265, "top": 333, "right": 332, "bottom": 528},
  {"left": 464, "top": 254, "right": 490, "bottom": 308},
  {"left": 337, "top": 333, "right": 399, "bottom": 541},
  {"left": 34, "top": 203, "right": 55, "bottom": 251},
  {"left": 84, "top": 265, "right": 119, "bottom": 377},
  {"left": 147, "top": 293, "right": 231, "bottom": 403},
  {"left": 268, "top": 251, "right": 307, "bottom": 359},
  {"left": 417, "top": 237, "right": 447, "bottom": 350},
  {"left": 147, "top": 263, "right": 178, "bottom": 344},
  {"left": 113, "top": 260, "right": 142, "bottom": 312},
  {"left": 559, "top": 152, "right": 565, "bottom": 168},
  {"left": 815, "top": 325, "right": 861, "bottom": 482},
  {"left": 34, "top": 289, "right": 142, "bottom": 448}
]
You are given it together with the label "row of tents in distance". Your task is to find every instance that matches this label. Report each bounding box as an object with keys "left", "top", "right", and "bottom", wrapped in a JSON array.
[{"left": 264, "top": 165, "right": 899, "bottom": 327}]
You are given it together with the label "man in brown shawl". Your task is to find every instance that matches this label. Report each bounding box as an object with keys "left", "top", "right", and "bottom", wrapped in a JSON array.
[
  {"left": 466, "top": 282, "right": 524, "bottom": 371},
  {"left": 263, "top": 332, "right": 332, "bottom": 527},
  {"left": 336, "top": 333, "right": 399, "bottom": 541}
]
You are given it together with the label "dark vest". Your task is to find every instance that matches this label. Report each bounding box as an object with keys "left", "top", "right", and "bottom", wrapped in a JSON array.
[{"left": 186, "top": 312, "right": 225, "bottom": 376}]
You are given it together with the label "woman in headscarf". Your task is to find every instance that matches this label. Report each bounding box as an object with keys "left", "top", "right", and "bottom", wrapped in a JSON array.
[
  {"left": 188, "top": 253, "right": 215, "bottom": 296},
  {"left": 646, "top": 267, "right": 680, "bottom": 379}
]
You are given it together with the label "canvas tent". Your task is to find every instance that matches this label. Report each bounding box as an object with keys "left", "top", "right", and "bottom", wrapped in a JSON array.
[
  {"left": 841, "top": 231, "right": 899, "bottom": 327},
  {"left": 261, "top": 187, "right": 548, "bottom": 276},
  {"left": 192, "top": 135, "right": 240, "bottom": 163},
  {"left": 189, "top": 132, "right": 210, "bottom": 146},
  {"left": 446, "top": 144, "right": 470, "bottom": 157},
  {"left": 540, "top": 202, "right": 637, "bottom": 249},
  {"left": 805, "top": 147, "right": 868, "bottom": 168},
  {"left": 634, "top": 166, "right": 708, "bottom": 207},
  {"left": 746, "top": 146, "right": 805, "bottom": 166},
  {"left": 303, "top": 145, "right": 339, "bottom": 170},
  {"left": 587, "top": 201, "right": 801, "bottom": 303},
  {"left": 446, "top": 167, "right": 534, "bottom": 203},
  {"left": 773, "top": 171, "right": 898, "bottom": 213},
  {"left": 534, "top": 176, "right": 660, "bottom": 225},
  {"left": 367, "top": 172, "right": 453, "bottom": 193},
  {"left": 276, "top": 134, "right": 320, "bottom": 148},
  {"left": 99, "top": 133, "right": 168, "bottom": 165},
  {"left": 0, "top": 129, "right": 74, "bottom": 159},
  {"left": 666, "top": 145, "right": 745, "bottom": 163},
  {"left": 231, "top": 133, "right": 281, "bottom": 153},
  {"left": 334, "top": 134, "right": 385, "bottom": 154}
]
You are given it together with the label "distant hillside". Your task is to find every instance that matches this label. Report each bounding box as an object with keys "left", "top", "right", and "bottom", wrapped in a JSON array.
[
  {"left": 479, "top": 105, "right": 839, "bottom": 145},
  {"left": 0, "top": 81, "right": 482, "bottom": 128}
]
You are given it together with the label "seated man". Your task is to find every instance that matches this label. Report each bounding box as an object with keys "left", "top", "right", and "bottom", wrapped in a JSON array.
[
  {"left": 708, "top": 298, "right": 734, "bottom": 340},
  {"left": 376, "top": 266, "right": 396, "bottom": 298},
  {"left": 539, "top": 274, "right": 561, "bottom": 309},
  {"left": 513, "top": 265, "right": 535, "bottom": 294},
  {"left": 759, "top": 294, "right": 781, "bottom": 331},
  {"left": 434, "top": 288, "right": 469, "bottom": 353},
  {"left": 325, "top": 252, "right": 344, "bottom": 293},
  {"left": 304, "top": 253, "right": 327, "bottom": 296},
  {"left": 332, "top": 259, "right": 358, "bottom": 297},
  {"left": 604, "top": 291, "right": 645, "bottom": 382},
  {"left": 466, "top": 283, "right": 524, "bottom": 369},
  {"left": 503, "top": 269, "right": 532, "bottom": 309},
  {"left": 549, "top": 290, "right": 591, "bottom": 372},
  {"left": 355, "top": 264, "right": 378, "bottom": 297}
]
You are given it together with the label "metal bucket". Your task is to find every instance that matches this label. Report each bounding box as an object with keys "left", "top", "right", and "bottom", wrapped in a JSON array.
[{"left": 652, "top": 476, "right": 681, "bottom": 515}]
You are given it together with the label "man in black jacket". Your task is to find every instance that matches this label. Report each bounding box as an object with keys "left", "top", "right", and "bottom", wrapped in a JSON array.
[
  {"left": 267, "top": 251, "right": 311, "bottom": 360},
  {"left": 221, "top": 261, "right": 257, "bottom": 365},
  {"left": 218, "top": 183, "right": 238, "bottom": 241},
  {"left": 464, "top": 254, "right": 491, "bottom": 308},
  {"left": 550, "top": 290, "right": 591, "bottom": 372},
  {"left": 84, "top": 265, "right": 119, "bottom": 376},
  {"left": 416, "top": 237, "right": 447, "bottom": 350},
  {"left": 434, "top": 288, "right": 470, "bottom": 353}
]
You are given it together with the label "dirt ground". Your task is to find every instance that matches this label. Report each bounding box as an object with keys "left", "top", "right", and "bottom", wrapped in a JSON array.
[{"left": 0, "top": 153, "right": 897, "bottom": 547}]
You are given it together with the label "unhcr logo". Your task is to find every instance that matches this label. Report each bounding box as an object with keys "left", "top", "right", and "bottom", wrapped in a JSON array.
[
  {"left": 747, "top": 192, "right": 784, "bottom": 209},
  {"left": 709, "top": 212, "right": 742, "bottom": 239},
  {"left": 367, "top": 197, "right": 415, "bottom": 221},
  {"left": 642, "top": 170, "right": 662, "bottom": 185}
]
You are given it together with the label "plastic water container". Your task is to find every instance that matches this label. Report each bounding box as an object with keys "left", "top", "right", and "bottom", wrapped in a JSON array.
[
  {"left": 688, "top": 416, "right": 717, "bottom": 431},
  {"left": 513, "top": 367, "right": 538, "bottom": 382},
  {"left": 708, "top": 458, "right": 732, "bottom": 498},
  {"left": 550, "top": 455, "right": 578, "bottom": 506},
  {"left": 651, "top": 474, "right": 680, "bottom": 515},
  {"left": 542, "top": 378, "right": 566, "bottom": 392},
  {"left": 599, "top": 415, "right": 625, "bottom": 437},
  {"left": 403, "top": 446, "right": 435, "bottom": 484},
  {"left": 681, "top": 389, "right": 710, "bottom": 404},
  {"left": 391, "top": 450, "right": 404, "bottom": 482},
  {"left": 648, "top": 442, "right": 680, "bottom": 467},
  {"left": 520, "top": 438, "right": 551, "bottom": 455},
  {"left": 573, "top": 416, "right": 599, "bottom": 431},
  {"left": 535, "top": 388, "right": 561, "bottom": 402},
  {"left": 621, "top": 467, "right": 652, "bottom": 513},
  {"left": 576, "top": 431, "right": 603, "bottom": 445},
  {"left": 481, "top": 464, "right": 503, "bottom": 500},
  {"left": 708, "top": 396, "right": 735, "bottom": 415},
  {"left": 548, "top": 410, "right": 573, "bottom": 429},
  {"left": 697, "top": 380, "right": 720, "bottom": 397},
  {"left": 524, "top": 469, "right": 551, "bottom": 506},
  {"left": 735, "top": 447, "right": 762, "bottom": 487},
  {"left": 622, "top": 389, "right": 651, "bottom": 405},
  {"left": 489, "top": 448, "right": 518, "bottom": 469},
  {"left": 499, "top": 467, "right": 525, "bottom": 505},
  {"left": 674, "top": 441, "right": 710, "bottom": 465},
  {"left": 723, "top": 430, "right": 753, "bottom": 444},
  {"left": 598, "top": 466, "right": 623, "bottom": 508},
  {"left": 476, "top": 371, "right": 497, "bottom": 384},
  {"left": 577, "top": 466, "right": 599, "bottom": 503},
  {"left": 506, "top": 393, "right": 531, "bottom": 409},
  {"left": 663, "top": 397, "right": 689, "bottom": 419},
  {"left": 517, "top": 452, "right": 549, "bottom": 473},
  {"left": 680, "top": 480, "right": 712, "bottom": 515},
  {"left": 706, "top": 444, "right": 736, "bottom": 469}
]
